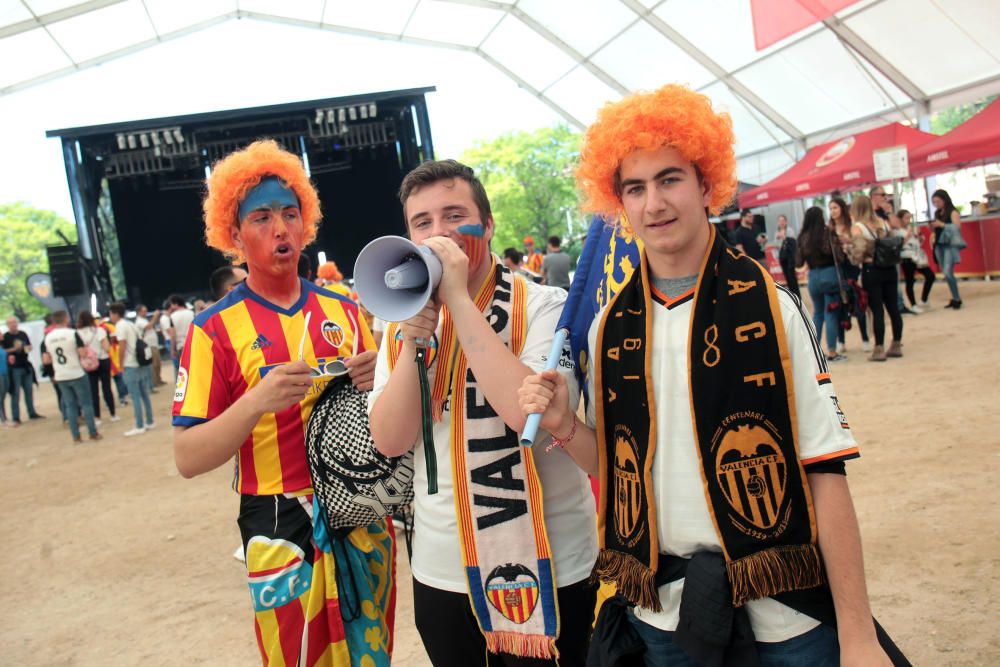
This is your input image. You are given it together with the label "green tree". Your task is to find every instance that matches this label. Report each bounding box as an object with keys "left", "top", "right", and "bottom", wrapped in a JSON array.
[
  {"left": 0, "top": 202, "right": 77, "bottom": 321},
  {"left": 461, "top": 125, "right": 582, "bottom": 258},
  {"left": 930, "top": 95, "right": 998, "bottom": 135}
]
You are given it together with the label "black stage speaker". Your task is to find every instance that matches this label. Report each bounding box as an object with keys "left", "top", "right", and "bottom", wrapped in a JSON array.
[{"left": 47, "top": 244, "right": 85, "bottom": 297}]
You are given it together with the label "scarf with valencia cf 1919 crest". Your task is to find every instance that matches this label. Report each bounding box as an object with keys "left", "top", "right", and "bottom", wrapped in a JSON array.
[
  {"left": 386, "top": 259, "right": 560, "bottom": 659},
  {"left": 594, "top": 225, "right": 823, "bottom": 611}
]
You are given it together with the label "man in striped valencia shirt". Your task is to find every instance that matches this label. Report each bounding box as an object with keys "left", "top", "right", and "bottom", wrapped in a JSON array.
[{"left": 172, "top": 140, "right": 394, "bottom": 666}]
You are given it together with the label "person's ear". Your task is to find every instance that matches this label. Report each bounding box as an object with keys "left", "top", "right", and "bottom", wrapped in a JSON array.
[{"left": 230, "top": 224, "right": 244, "bottom": 252}]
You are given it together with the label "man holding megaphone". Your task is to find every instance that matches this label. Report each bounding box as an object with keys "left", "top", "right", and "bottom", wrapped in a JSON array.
[{"left": 367, "top": 160, "right": 598, "bottom": 665}]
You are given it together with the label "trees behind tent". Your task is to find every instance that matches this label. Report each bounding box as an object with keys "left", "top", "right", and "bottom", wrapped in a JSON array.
[{"left": 0, "top": 203, "right": 77, "bottom": 321}]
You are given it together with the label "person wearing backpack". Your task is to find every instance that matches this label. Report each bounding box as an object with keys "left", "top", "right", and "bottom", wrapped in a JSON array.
[
  {"left": 109, "top": 303, "right": 154, "bottom": 436},
  {"left": 41, "top": 310, "right": 101, "bottom": 444},
  {"left": 77, "top": 310, "right": 119, "bottom": 425},
  {"left": 850, "top": 195, "right": 903, "bottom": 362}
]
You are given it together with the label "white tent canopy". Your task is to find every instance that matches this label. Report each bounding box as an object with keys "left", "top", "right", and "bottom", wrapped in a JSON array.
[{"left": 3, "top": 0, "right": 999, "bottom": 183}]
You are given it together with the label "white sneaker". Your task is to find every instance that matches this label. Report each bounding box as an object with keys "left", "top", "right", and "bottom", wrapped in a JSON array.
[
  {"left": 110, "top": 415, "right": 121, "bottom": 423},
  {"left": 920, "top": 301, "right": 932, "bottom": 310},
  {"left": 862, "top": 340, "right": 872, "bottom": 353},
  {"left": 124, "top": 427, "right": 146, "bottom": 437},
  {"left": 910, "top": 304, "right": 924, "bottom": 314},
  {"left": 836, "top": 343, "right": 847, "bottom": 355},
  {"left": 145, "top": 422, "right": 156, "bottom": 430},
  {"left": 95, "top": 419, "right": 102, "bottom": 427},
  {"left": 233, "top": 545, "right": 246, "bottom": 563}
]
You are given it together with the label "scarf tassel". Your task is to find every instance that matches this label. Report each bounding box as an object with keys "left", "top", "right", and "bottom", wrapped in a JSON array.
[
  {"left": 726, "top": 543, "right": 823, "bottom": 608},
  {"left": 592, "top": 548, "right": 663, "bottom": 612},
  {"left": 483, "top": 631, "right": 558, "bottom": 660}
]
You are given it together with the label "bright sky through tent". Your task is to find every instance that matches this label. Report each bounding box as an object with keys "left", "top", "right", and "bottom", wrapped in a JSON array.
[{"left": 0, "top": 18, "right": 564, "bottom": 222}]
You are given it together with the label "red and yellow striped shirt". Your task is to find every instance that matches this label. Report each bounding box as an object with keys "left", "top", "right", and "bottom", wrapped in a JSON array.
[{"left": 172, "top": 279, "right": 375, "bottom": 495}]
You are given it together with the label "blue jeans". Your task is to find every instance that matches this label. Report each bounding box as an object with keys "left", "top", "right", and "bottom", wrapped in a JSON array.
[
  {"left": 935, "top": 245, "right": 961, "bottom": 301},
  {"left": 123, "top": 367, "right": 153, "bottom": 429},
  {"left": 60, "top": 375, "right": 97, "bottom": 440},
  {"left": 628, "top": 613, "right": 839, "bottom": 667},
  {"left": 9, "top": 365, "right": 39, "bottom": 421},
  {"left": 807, "top": 265, "right": 841, "bottom": 354}
]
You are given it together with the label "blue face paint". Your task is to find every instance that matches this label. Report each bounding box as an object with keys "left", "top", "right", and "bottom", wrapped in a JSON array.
[
  {"left": 238, "top": 176, "right": 301, "bottom": 222},
  {"left": 457, "top": 223, "right": 485, "bottom": 237}
]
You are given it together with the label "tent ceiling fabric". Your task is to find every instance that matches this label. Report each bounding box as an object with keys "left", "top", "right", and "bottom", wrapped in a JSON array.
[{"left": 3, "top": 0, "right": 999, "bottom": 160}]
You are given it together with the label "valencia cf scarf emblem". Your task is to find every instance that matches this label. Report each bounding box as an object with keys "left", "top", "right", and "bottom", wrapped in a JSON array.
[{"left": 484, "top": 563, "right": 539, "bottom": 624}]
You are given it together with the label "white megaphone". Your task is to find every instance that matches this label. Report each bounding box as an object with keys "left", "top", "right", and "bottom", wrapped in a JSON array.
[{"left": 354, "top": 235, "right": 442, "bottom": 322}]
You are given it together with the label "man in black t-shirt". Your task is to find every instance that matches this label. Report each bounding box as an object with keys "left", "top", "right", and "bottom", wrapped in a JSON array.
[
  {"left": 3, "top": 316, "right": 43, "bottom": 424},
  {"left": 733, "top": 208, "right": 766, "bottom": 263}
]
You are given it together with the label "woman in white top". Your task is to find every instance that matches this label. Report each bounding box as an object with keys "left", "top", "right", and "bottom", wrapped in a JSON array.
[{"left": 77, "top": 311, "right": 118, "bottom": 422}]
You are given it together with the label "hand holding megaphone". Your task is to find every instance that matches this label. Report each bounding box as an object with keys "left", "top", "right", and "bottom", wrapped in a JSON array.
[{"left": 354, "top": 236, "right": 443, "bottom": 322}]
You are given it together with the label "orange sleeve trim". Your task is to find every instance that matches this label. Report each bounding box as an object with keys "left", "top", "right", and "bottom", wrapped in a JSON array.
[
  {"left": 816, "top": 372, "right": 831, "bottom": 382},
  {"left": 801, "top": 446, "right": 860, "bottom": 466}
]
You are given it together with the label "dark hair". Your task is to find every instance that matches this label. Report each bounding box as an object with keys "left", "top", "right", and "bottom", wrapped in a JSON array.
[
  {"left": 932, "top": 189, "right": 957, "bottom": 222},
  {"left": 502, "top": 247, "right": 523, "bottom": 265},
  {"left": 897, "top": 209, "right": 911, "bottom": 221},
  {"left": 795, "top": 206, "right": 830, "bottom": 262},
  {"left": 828, "top": 197, "right": 851, "bottom": 236},
  {"left": 167, "top": 294, "right": 186, "bottom": 308},
  {"left": 108, "top": 303, "right": 126, "bottom": 317},
  {"left": 51, "top": 309, "right": 69, "bottom": 325},
  {"left": 297, "top": 253, "right": 312, "bottom": 280},
  {"left": 547, "top": 236, "right": 561, "bottom": 248},
  {"left": 740, "top": 208, "right": 752, "bottom": 217},
  {"left": 77, "top": 310, "right": 96, "bottom": 328},
  {"left": 398, "top": 159, "right": 492, "bottom": 226},
  {"left": 209, "top": 266, "right": 243, "bottom": 300}
]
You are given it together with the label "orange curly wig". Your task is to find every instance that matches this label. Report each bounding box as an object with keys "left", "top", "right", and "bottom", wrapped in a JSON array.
[
  {"left": 203, "top": 139, "right": 322, "bottom": 263},
  {"left": 576, "top": 84, "right": 737, "bottom": 219},
  {"left": 316, "top": 261, "right": 343, "bottom": 282}
]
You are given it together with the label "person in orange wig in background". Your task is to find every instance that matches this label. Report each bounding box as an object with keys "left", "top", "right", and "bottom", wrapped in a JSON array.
[
  {"left": 316, "top": 260, "right": 352, "bottom": 298},
  {"left": 172, "top": 139, "right": 394, "bottom": 666}
]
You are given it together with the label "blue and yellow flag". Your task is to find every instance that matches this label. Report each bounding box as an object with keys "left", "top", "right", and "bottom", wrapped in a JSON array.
[{"left": 560, "top": 216, "right": 642, "bottom": 408}]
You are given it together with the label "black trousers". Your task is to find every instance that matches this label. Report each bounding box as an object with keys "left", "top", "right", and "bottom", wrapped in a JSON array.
[
  {"left": 87, "top": 358, "right": 115, "bottom": 418},
  {"left": 412, "top": 576, "right": 596, "bottom": 667},
  {"left": 862, "top": 265, "right": 903, "bottom": 346},
  {"left": 900, "top": 259, "right": 935, "bottom": 306}
]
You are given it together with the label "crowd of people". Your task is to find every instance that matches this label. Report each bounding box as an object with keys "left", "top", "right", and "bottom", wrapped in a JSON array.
[
  {"left": 7, "top": 83, "right": 931, "bottom": 666},
  {"left": 741, "top": 184, "right": 967, "bottom": 364},
  {"left": 1, "top": 296, "right": 196, "bottom": 441}
]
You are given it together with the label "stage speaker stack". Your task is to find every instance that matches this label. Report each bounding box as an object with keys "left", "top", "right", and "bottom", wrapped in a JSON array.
[{"left": 47, "top": 244, "right": 86, "bottom": 297}]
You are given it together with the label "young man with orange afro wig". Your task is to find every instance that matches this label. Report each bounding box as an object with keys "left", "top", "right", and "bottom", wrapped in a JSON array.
[
  {"left": 173, "top": 139, "right": 394, "bottom": 666},
  {"left": 519, "top": 85, "right": 904, "bottom": 665}
]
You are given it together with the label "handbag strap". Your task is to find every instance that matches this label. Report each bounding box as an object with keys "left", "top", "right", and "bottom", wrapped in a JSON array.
[{"left": 827, "top": 228, "right": 846, "bottom": 284}]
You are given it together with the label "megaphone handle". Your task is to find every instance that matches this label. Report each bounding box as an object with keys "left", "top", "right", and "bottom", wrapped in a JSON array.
[{"left": 414, "top": 346, "right": 438, "bottom": 495}]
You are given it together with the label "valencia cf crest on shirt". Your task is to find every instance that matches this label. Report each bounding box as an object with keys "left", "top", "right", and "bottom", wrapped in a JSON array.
[{"left": 320, "top": 319, "right": 344, "bottom": 348}]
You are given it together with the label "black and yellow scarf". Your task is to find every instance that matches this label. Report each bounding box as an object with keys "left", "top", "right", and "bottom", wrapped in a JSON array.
[{"left": 594, "top": 226, "right": 823, "bottom": 610}]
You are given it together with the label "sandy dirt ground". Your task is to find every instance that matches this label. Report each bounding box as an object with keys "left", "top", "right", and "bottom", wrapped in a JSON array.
[{"left": 2, "top": 280, "right": 999, "bottom": 666}]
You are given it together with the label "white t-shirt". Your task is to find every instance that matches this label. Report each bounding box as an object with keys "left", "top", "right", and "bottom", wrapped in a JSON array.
[
  {"left": 170, "top": 308, "right": 194, "bottom": 353},
  {"left": 78, "top": 325, "right": 109, "bottom": 360},
  {"left": 368, "top": 281, "right": 598, "bottom": 593},
  {"left": 42, "top": 327, "right": 86, "bottom": 381},
  {"left": 586, "top": 286, "right": 859, "bottom": 643},
  {"left": 135, "top": 316, "right": 158, "bottom": 348},
  {"left": 116, "top": 319, "right": 140, "bottom": 368}
]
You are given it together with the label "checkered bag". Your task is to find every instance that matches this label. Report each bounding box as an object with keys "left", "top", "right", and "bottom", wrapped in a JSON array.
[{"left": 305, "top": 375, "right": 414, "bottom": 531}]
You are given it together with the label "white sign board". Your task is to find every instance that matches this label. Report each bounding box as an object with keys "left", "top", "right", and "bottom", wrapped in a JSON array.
[{"left": 873, "top": 145, "right": 909, "bottom": 182}]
